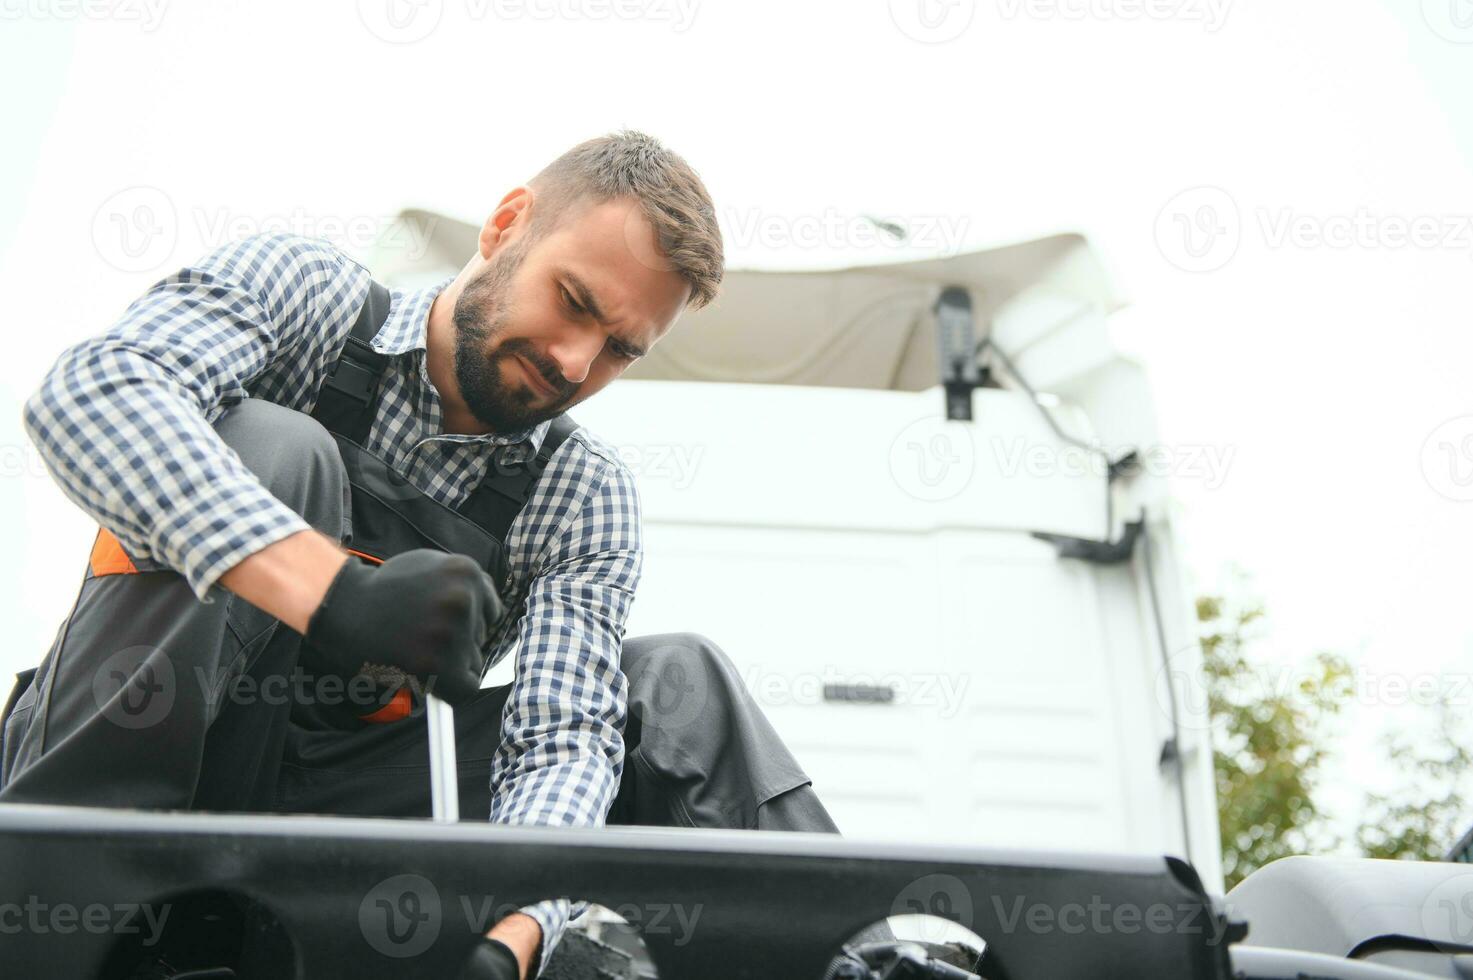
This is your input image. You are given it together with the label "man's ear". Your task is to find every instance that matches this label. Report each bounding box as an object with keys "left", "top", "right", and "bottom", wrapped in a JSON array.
[{"left": 479, "top": 186, "right": 535, "bottom": 258}]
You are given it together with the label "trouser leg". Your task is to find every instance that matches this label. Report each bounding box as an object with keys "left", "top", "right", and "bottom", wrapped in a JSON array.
[
  {"left": 273, "top": 632, "right": 839, "bottom": 835},
  {"left": 0, "top": 399, "right": 350, "bottom": 810},
  {"left": 608, "top": 632, "right": 840, "bottom": 833}
]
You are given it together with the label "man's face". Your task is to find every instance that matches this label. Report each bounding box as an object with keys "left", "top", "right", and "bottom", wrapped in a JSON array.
[{"left": 451, "top": 196, "right": 691, "bottom": 433}]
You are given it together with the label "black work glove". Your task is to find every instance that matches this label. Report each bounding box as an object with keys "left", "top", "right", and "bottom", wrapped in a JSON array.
[
  {"left": 304, "top": 549, "right": 504, "bottom": 706},
  {"left": 458, "top": 937, "right": 521, "bottom": 980}
]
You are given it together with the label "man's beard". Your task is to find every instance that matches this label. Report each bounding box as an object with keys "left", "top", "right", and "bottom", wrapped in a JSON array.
[{"left": 451, "top": 241, "right": 574, "bottom": 433}]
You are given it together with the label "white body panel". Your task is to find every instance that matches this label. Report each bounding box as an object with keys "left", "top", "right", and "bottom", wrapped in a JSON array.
[{"left": 570, "top": 382, "right": 1219, "bottom": 885}]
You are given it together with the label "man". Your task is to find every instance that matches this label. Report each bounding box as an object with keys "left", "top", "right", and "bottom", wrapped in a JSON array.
[{"left": 0, "top": 132, "right": 837, "bottom": 979}]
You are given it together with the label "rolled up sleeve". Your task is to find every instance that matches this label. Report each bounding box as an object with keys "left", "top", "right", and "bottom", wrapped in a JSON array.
[
  {"left": 487, "top": 453, "right": 641, "bottom": 971},
  {"left": 22, "top": 234, "right": 370, "bottom": 598}
]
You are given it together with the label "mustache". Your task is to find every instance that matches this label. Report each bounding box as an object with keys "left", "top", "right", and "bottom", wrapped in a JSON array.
[{"left": 498, "top": 339, "right": 572, "bottom": 397}]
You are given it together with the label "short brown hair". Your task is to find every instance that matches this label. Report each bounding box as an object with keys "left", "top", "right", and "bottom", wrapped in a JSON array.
[{"left": 529, "top": 130, "right": 724, "bottom": 310}]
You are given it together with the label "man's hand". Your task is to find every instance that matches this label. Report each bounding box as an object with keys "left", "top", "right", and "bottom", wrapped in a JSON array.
[
  {"left": 459, "top": 913, "right": 542, "bottom": 980},
  {"left": 303, "top": 548, "right": 504, "bottom": 704},
  {"left": 457, "top": 938, "right": 520, "bottom": 980}
]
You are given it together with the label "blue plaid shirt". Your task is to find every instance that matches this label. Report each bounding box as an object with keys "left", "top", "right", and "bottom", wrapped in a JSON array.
[{"left": 22, "top": 233, "right": 639, "bottom": 967}]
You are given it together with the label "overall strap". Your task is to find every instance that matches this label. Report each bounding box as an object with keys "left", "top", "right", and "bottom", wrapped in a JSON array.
[
  {"left": 313, "top": 279, "right": 581, "bottom": 544},
  {"left": 310, "top": 280, "right": 393, "bottom": 444},
  {"left": 458, "top": 415, "right": 581, "bottom": 541}
]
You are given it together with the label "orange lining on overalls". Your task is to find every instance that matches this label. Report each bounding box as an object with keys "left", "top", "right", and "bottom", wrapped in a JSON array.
[
  {"left": 89, "top": 530, "right": 386, "bottom": 577},
  {"left": 86, "top": 531, "right": 410, "bottom": 723},
  {"left": 88, "top": 528, "right": 138, "bottom": 576},
  {"left": 359, "top": 687, "right": 414, "bottom": 723}
]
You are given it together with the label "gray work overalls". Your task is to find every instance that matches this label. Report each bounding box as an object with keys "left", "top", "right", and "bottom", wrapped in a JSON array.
[{"left": 0, "top": 281, "right": 836, "bottom": 834}]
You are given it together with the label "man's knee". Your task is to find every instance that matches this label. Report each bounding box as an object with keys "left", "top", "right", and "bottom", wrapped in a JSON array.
[
  {"left": 622, "top": 632, "right": 743, "bottom": 733},
  {"left": 212, "top": 399, "right": 348, "bottom": 539},
  {"left": 623, "top": 632, "right": 737, "bottom": 686}
]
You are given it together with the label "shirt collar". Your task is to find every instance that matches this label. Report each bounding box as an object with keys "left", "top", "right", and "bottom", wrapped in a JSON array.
[{"left": 370, "top": 275, "right": 553, "bottom": 451}]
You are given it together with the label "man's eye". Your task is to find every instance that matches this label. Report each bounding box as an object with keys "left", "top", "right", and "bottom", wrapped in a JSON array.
[
  {"left": 608, "top": 341, "right": 639, "bottom": 361},
  {"left": 560, "top": 286, "right": 585, "bottom": 314}
]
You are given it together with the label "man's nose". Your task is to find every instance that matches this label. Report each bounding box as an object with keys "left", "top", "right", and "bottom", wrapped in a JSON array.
[{"left": 547, "top": 327, "right": 605, "bottom": 385}]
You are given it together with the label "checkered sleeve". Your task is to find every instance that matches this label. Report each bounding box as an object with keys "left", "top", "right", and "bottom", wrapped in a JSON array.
[
  {"left": 21, "top": 234, "right": 370, "bottom": 599},
  {"left": 488, "top": 446, "right": 640, "bottom": 973}
]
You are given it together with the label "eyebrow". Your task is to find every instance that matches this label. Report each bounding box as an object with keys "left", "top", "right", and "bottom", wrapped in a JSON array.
[{"left": 560, "top": 269, "right": 649, "bottom": 358}]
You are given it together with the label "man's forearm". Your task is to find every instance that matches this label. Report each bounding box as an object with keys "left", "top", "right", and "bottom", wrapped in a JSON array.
[
  {"left": 218, "top": 528, "right": 350, "bottom": 634},
  {"left": 488, "top": 912, "right": 542, "bottom": 980}
]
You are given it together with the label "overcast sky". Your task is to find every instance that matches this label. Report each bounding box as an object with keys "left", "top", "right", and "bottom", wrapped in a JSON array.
[{"left": 2, "top": 0, "right": 1469, "bottom": 839}]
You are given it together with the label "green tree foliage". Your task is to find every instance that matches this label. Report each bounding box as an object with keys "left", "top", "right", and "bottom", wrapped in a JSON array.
[
  {"left": 1355, "top": 704, "right": 1472, "bottom": 861},
  {"left": 1198, "top": 591, "right": 1472, "bottom": 886},
  {"left": 1196, "top": 593, "right": 1352, "bottom": 889}
]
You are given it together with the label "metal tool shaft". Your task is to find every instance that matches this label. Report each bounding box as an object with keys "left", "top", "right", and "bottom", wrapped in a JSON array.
[{"left": 426, "top": 693, "right": 459, "bottom": 823}]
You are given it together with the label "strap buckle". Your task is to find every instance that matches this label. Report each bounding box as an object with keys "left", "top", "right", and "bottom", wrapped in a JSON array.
[{"left": 322, "top": 348, "right": 382, "bottom": 405}]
